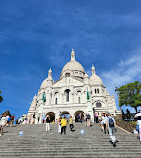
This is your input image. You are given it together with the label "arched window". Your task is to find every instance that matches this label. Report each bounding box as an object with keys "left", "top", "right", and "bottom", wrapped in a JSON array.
[
  {"left": 97, "top": 89, "right": 99, "bottom": 93},
  {"left": 96, "top": 102, "right": 102, "bottom": 107},
  {"left": 65, "top": 73, "right": 70, "bottom": 77},
  {"left": 55, "top": 98, "right": 57, "bottom": 104},
  {"left": 78, "top": 97, "right": 81, "bottom": 103},
  {"left": 95, "top": 89, "right": 97, "bottom": 93},
  {"left": 77, "top": 91, "right": 81, "bottom": 95},
  {"left": 65, "top": 89, "right": 70, "bottom": 102},
  {"left": 54, "top": 92, "right": 59, "bottom": 104}
]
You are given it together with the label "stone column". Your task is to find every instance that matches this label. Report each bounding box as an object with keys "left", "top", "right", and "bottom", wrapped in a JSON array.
[
  {"left": 62, "top": 94, "right": 64, "bottom": 104},
  {"left": 72, "top": 93, "right": 74, "bottom": 104}
]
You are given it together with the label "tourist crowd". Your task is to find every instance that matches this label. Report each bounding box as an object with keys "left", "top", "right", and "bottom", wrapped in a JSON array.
[
  {"left": 44, "top": 111, "right": 117, "bottom": 147},
  {"left": 2, "top": 111, "right": 141, "bottom": 148},
  {"left": 0, "top": 114, "right": 15, "bottom": 136},
  {"left": 0, "top": 111, "right": 117, "bottom": 148}
]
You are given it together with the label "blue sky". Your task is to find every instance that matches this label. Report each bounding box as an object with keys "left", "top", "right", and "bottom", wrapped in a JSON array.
[{"left": 0, "top": 0, "right": 141, "bottom": 118}]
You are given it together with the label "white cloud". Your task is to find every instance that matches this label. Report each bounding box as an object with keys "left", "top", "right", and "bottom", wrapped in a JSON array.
[{"left": 101, "top": 50, "right": 141, "bottom": 112}]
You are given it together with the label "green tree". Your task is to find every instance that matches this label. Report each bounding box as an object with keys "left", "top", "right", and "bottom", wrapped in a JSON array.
[
  {"left": 115, "top": 81, "right": 141, "bottom": 113},
  {"left": 0, "top": 91, "right": 3, "bottom": 103}
]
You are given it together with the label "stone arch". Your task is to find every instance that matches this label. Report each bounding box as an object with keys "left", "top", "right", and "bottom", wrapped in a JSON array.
[
  {"left": 93, "top": 100, "right": 106, "bottom": 107},
  {"left": 74, "top": 110, "right": 85, "bottom": 122},
  {"left": 46, "top": 112, "right": 55, "bottom": 122},
  {"left": 61, "top": 111, "right": 70, "bottom": 119},
  {"left": 61, "top": 111, "right": 70, "bottom": 115}
]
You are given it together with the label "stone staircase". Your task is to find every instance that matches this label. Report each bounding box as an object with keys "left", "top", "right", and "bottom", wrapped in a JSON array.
[{"left": 0, "top": 123, "right": 141, "bottom": 158}]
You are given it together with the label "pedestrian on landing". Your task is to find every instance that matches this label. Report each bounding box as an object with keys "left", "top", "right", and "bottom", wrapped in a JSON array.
[
  {"left": 68, "top": 115, "right": 74, "bottom": 132},
  {"left": 10, "top": 115, "right": 15, "bottom": 127},
  {"left": 0, "top": 115, "right": 7, "bottom": 136},
  {"left": 43, "top": 113, "right": 46, "bottom": 124},
  {"left": 59, "top": 111, "right": 62, "bottom": 117},
  {"left": 32, "top": 113, "right": 35, "bottom": 124},
  {"left": 79, "top": 113, "right": 82, "bottom": 123},
  {"left": 29, "top": 115, "right": 32, "bottom": 124},
  {"left": 61, "top": 116, "right": 67, "bottom": 135},
  {"left": 106, "top": 113, "right": 116, "bottom": 147},
  {"left": 95, "top": 113, "right": 98, "bottom": 123},
  {"left": 46, "top": 115, "right": 50, "bottom": 132},
  {"left": 87, "top": 113, "right": 91, "bottom": 127},
  {"left": 98, "top": 112, "right": 101, "bottom": 123},
  {"left": 101, "top": 113, "right": 108, "bottom": 134},
  {"left": 37, "top": 113, "right": 40, "bottom": 124},
  {"left": 85, "top": 113, "right": 87, "bottom": 126},
  {"left": 6, "top": 115, "right": 10, "bottom": 126},
  {"left": 58, "top": 117, "right": 61, "bottom": 134}
]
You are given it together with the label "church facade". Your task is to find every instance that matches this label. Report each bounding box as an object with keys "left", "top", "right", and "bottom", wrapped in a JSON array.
[{"left": 28, "top": 50, "right": 119, "bottom": 121}]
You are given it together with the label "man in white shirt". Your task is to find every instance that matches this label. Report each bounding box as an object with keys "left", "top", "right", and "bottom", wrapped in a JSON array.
[{"left": 0, "top": 115, "right": 7, "bottom": 136}]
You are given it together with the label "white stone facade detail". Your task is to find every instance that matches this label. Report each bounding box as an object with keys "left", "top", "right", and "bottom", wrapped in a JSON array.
[{"left": 28, "top": 49, "right": 119, "bottom": 121}]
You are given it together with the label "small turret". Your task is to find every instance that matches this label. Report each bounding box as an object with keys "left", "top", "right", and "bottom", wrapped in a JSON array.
[
  {"left": 84, "top": 73, "right": 89, "bottom": 85},
  {"left": 29, "top": 94, "right": 37, "bottom": 111},
  {"left": 91, "top": 64, "right": 95, "bottom": 75},
  {"left": 48, "top": 68, "right": 52, "bottom": 77},
  {"left": 71, "top": 49, "right": 75, "bottom": 61},
  {"left": 47, "top": 68, "right": 53, "bottom": 81}
]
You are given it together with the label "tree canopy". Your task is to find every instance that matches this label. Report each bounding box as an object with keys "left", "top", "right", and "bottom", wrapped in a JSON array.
[
  {"left": 115, "top": 81, "right": 141, "bottom": 113},
  {"left": 0, "top": 91, "right": 3, "bottom": 103}
]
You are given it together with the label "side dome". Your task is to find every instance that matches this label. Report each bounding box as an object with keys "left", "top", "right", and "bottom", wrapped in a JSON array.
[
  {"left": 40, "top": 68, "right": 53, "bottom": 89},
  {"left": 62, "top": 60, "right": 85, "bottom": 74},
  {"left": 90, "top": 74, "right": 103, "bottom": 86},
  {"left": 40, "top": 78, "right": 48, "bottom": 89}
]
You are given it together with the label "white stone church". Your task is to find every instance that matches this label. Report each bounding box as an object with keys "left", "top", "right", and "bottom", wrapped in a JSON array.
[{"left": 28, "top": 49, "right": 119, "bottom": 122}]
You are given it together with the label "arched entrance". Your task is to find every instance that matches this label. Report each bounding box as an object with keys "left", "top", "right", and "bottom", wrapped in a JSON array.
[
  {"left": 46, "top": 112, "right": 55, "bottom": 122},
  {"left": 74, "top": 111, "right": 85, "bottom": 122},
  {"left": 61, "top": 111, "right": 70, "bottom": 119}
]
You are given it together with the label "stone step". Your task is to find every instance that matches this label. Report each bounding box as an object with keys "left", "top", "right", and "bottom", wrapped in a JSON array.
[
  {"left": 1, "top": 149, "right": 141, "bottom": 153},
  {"left": 0, "top": 123, "right": 140, "bottom": 158},
  {"left": 0, "top": 152, "right": 141, "bottom": 156}
]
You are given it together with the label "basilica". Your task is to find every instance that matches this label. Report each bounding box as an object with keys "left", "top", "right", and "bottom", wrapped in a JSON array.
[{"left": 28, "top": 49, "right": 119, "bottom": 122}]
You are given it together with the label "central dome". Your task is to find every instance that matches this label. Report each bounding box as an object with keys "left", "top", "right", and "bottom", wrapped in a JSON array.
[
  {"left": 62, "top": 60, "right": 85, "bottom": 74},
  {"left": 61, "top": 49, "right": 85, "bottom": 78}
]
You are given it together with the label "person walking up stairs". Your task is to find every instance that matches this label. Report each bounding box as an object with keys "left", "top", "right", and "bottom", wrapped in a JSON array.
[
  {"left": 61, "top": 116, "right": 67, "bottom": 135},
  {"left": 46, "top": 115, "right": 50, "bottom": 132},
  {"left": 68, "top": 115, "right": 74, "bottom": 132},
  {"left": 106, "top": 113, "right": 116, "bottom": 147}
]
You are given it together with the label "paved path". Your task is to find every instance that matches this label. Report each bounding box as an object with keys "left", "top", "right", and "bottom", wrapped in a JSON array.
[{"left": 0, "top": 123, "right": 140, "bottom": 158}]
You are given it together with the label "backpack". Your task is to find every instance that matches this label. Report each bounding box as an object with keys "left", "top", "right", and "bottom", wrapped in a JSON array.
[
  {"left": 87, "top": 114, "right": 90, "bottom": 119},
  {"left": 136, "top": 124, "right": 139, "bottom": 132},
  {"left": 109, "top": 117, "right": 114, "bottom": 127}
]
